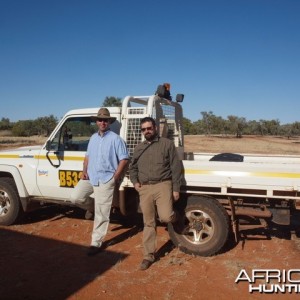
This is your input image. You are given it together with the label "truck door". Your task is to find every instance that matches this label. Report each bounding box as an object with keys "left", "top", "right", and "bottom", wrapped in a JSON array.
[
  {"left": 36, "top": 117, "right": 96, "bottom": 199},
  {"left": 37, "top": 115, "right": 121, "bottom": 200}
]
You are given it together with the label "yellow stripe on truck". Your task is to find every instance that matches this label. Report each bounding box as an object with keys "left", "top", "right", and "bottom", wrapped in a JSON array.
[
  {"left": 0, "top": 154, "right": 20, "bottom": 159},
  {"left": 36, "top": 155, "right": 84, "bottom": 161},
  {"left": 0, "top": 154, "right": 84, "bottom": 162}
]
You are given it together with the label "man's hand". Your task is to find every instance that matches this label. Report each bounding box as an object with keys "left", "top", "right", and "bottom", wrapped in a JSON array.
[
  {"left": 173, "top": 191, "right": 180, "bottom": 201},
  {"left": 81, "top": 171, "right": 89, "bottom": 180},
  {"left": 113, "top": 172, "right": 121, "bottom": 182},
  {"left": 134, "top": 182, "right": 141, "bottom": 191},
  {"left": 114, "top": 159, "right": 129, "bottom": 182},
  {"left": 81, "top": 157, "right": 89, "bottom": 180}
]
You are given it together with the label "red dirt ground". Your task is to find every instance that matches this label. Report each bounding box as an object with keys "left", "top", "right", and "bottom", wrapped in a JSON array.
[
  {"left": 1, "top": 205, "right": 300, "bottom": 300},
  {"left": 1, "top": 135, "right": 300, "bottom": 299}
]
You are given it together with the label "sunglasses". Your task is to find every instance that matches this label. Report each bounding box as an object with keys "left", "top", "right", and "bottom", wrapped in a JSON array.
[
  {"left": 141, "top": 126, "right": 153, "bottom": 132},
  {"left": 97, "top": 118, "right": 109, "bottom": 123}
]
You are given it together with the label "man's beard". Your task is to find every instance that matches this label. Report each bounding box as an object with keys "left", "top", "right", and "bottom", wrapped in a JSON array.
[{"left": 145, "top": 132, "right": 155, "bottom": 141}]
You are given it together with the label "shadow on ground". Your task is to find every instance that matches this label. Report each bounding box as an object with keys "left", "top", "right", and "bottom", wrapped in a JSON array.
[
  {"left": 222, "top": 209, "right": 300, "bottom": 253},
  {"left": 0, "top": 228, "right": 129, "bottom": 299},
  {"left": 20, "top": 204, "right": 89, "bottom": 225}
]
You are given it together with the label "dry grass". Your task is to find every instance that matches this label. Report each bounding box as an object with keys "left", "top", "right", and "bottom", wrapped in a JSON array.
[
  {"left": 0, "top": 135, "right": 47, "bottom": 150},
  {"left": 184, "top": 135, "right": 300, "bottom": 155}
]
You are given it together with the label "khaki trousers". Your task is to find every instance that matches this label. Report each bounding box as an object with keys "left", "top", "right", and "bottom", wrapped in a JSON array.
[
  {"left": 138, "top": 180, "right": 174, "bottom": 262},
  {"left": 69, "top": 179, "right": 94, "bottom": 211},
  {"left": 91, "top": 177, "right": 115, "bottom": 247}
]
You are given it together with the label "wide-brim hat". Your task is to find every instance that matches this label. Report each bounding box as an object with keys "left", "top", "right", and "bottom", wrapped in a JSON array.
[{"left": 91, "top": 107, "right": 116, "bottom": 123}]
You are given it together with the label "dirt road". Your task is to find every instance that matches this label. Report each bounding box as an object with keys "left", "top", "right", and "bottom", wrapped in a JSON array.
[
  {"left": 1, "top": 205, "right": 300, "bottom": 300},
  {"left": 1, "top": 135, "right": 300, "bottom": 299}
]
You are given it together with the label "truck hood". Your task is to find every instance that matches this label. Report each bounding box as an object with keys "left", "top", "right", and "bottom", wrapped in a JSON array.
[{"left": 0, "top": 145, "right": 43, "bottom": 155}]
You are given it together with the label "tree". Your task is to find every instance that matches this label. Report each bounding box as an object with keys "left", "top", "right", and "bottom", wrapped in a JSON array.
[
  {"left": 227, "top": 115, "right": 246, "bottom": 138},
  {"left": 191, "top": 120, "right": 205, "bottom": 134},
  {"left": 102, "top": 97, "right": 122, "bottom": 107},
  {"left": 11, "top": 115, "right": 58, "bottom": 137},
  {"left": 34, "top": 115, "right": 58, "bottom": 136},
  {"left": 290, "top": 122, "right": 300, "bottom": 136},
  {"left": 12, "top": 120, "right": 35, "bottom": 136},
  {"left": 182, "top": 117, "right": 193, "bottom": 134},
  {"left": 201, "top": 111, "right": 215, "bottom": 135},
  {"left": 264, "top": 119, "right": 280, "bottom": 135},
  {"left": 0, "top": 117, "right": 12, "bottom": 130},
  {"left": 244, "top": 120, "right": 260, "bottom": 135},
  {"left": 258, "top": 119, "right": 280, "bottom": 136}
]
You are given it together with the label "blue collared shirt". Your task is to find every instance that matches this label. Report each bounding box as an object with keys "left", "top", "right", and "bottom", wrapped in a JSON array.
[{"left": 86, "top": 130, "right": 129, "bottom": 185}]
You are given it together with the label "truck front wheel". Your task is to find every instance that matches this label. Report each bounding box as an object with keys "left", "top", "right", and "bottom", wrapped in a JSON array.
[
  {"left": 168, "top": 195, "right": 230, "bottom": 256},
  {"left": 0, "top": 178, "right": 22, "bottom": 226}
]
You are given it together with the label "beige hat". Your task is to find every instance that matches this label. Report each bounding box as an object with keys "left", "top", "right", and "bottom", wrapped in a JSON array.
[{"left": 91, "top": 108, "right": 116, "bottom": 123}]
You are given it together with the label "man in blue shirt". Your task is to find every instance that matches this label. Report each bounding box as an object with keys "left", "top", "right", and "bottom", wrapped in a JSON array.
[{"left": 82, "top": 107, "right": 129, "bottom": 256}]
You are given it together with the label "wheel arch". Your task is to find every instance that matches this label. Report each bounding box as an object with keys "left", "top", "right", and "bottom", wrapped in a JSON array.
[{"left": 0, "top": 166, "right": 29, "bottom": 210}]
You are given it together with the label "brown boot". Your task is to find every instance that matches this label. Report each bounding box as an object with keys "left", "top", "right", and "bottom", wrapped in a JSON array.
[{"left": 139, "top": 259, "right": 153, "bottom": 270}]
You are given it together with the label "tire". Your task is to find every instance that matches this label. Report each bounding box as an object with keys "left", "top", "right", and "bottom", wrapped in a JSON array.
[
  {"left": 0, "top": 178, "right": 22, "bottom": 226},
  {"left": 168, "top": 195, "right": 230, "bottom": 256}
]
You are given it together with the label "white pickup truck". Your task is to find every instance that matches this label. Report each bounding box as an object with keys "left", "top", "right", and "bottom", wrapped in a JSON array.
[{"left": 1, "top": 92, "right": 300, "bottom": 256}]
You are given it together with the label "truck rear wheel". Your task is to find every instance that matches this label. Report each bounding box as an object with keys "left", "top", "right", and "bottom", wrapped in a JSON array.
[
  {"left": 0, "top": 178, "right": 22, "bottom": 226},
  {"left": 168, "top": 195, "right": 230, "bottom": 256}
]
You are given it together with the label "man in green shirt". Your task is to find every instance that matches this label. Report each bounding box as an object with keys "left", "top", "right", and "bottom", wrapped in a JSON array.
[{"left": 129, "top": 117, "right": 183, "bottom": 270}]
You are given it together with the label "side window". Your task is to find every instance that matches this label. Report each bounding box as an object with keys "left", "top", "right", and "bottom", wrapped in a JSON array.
[
  {"left": 50, "top": 116, "right": 121, "bottom": 152},
  {"left": 54, "top": 117, "right": 98, "bottom": 152}
]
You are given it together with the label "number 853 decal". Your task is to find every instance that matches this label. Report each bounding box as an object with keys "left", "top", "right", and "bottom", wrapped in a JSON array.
[{"left": 59, "top": 170, "right": 82, "bottom": 188}]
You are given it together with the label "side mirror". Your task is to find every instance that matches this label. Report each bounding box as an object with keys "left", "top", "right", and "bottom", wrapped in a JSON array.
[
  {"left": 46, "top": 140, "right": 52, "bottom": 151},
  {"left": 176, "top": 94, "right": 184, "bottom": 102},
  {"left": 46, "top": 140, "right": 59, "bottom": 151}
]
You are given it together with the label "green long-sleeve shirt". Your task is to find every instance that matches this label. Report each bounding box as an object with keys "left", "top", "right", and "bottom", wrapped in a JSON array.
[{"left": 129, "top": 136, "right": 182, "bottom": 192}]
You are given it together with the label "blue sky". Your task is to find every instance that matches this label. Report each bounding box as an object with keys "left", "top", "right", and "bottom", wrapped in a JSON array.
[{"left": 1, "top": 0, "right": 299, "bottom": 124}]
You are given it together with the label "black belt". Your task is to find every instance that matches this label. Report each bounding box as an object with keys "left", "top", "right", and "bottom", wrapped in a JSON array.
[{"left": 141, "top": 178, "right": 171, "bottom": 185}]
